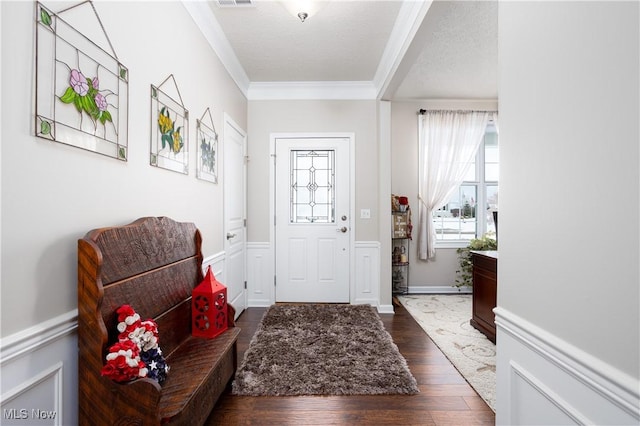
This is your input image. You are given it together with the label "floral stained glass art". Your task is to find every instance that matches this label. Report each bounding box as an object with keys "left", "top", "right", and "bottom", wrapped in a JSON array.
[
  {"left": 196, "top": 108, "right": 218, "bottom": 184},
  {"left": 35, "top": 2, "right": 129, "bottom": 160},
  {"left": 150, "top": 75, "right": 189, "bottom": 174}
]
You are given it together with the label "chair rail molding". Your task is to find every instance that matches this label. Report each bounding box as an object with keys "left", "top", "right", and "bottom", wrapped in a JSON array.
[
  {"left": 203, "top": 251, "right": 226, "bottom": 282},
  {"left": 0, "top": 311, "right": 78, "bottom": 425},
  {"left": 495, "top": 307, "right": 640, "bottom": 425}
]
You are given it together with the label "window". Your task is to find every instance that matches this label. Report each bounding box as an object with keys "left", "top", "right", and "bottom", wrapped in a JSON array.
[
  {"left": 290, "top": 150, "right": 335, "bottom": 223},
  {"left": 433, "top": 123, "right": 498, "bottom": 244}
]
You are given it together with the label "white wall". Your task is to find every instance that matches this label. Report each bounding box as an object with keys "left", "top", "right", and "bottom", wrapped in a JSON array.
[
  {"left": 390, "top": 100, "right": 497, "bottom": 291},
  {"left": 497, "top": 1, "right": 639, "bottom": 423},
  {"left": 1, "top": 2, "right": 247, "bottom": 423},
  {"left": 1, "top": 0, "right": 247, "bottom": 337}
]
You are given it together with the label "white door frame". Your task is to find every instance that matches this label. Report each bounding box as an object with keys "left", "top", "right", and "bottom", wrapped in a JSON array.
[
  {"left": 269, "top": 132, "right": 356, "bottom": 304},
  {"left": 223, "top": 113, "right": 247, "bottom": 317}
]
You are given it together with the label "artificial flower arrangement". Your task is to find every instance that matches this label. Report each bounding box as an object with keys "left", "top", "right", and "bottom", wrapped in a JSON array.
[{"left": 101, "top": 305, "right": 169, "bottom": 384}]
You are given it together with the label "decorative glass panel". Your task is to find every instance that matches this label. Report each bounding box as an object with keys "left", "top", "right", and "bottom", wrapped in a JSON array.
[
  {"left": 196, "top": 108, "right": 218, "bottom": 183},
  {"left": 290, "top": 150, "right": 335, "bottom": 223},
  {"left": 35, "top": 2, "right": 129, "bottom": 160},
  {"left": 150, "top": 75, "right": 189, "bottom": 174}
]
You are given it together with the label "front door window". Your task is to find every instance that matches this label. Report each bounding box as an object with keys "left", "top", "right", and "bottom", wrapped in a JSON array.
[{"left": 290, "top": 150, "right": 335, "bottom": 224}]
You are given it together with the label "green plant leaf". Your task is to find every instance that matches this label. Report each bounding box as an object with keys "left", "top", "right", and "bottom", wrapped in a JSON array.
[
  {"left": 119, "top": 67, "right": 127, "bottom": 80},
  {"left": 161, "top": 133, "right": 172, "bottom": 150},
  {"left": 102, "top": 110, "right": 113, "bottom": 123},
  {"left": 40, "top": 120, "right": 51, "bottom": 135},
  {"left": 80, "top": 95, "right": 98, "bottom": 118},
  {"left": 40, "top": 8, "right": 52, "bottom": 26},
  {"left": 60, "top": 87, "right": 76, "bottom": 103},
  {"left": 73, "top": 97, "right": 83, "bottom": 113},
  {"left": 118, "top": 147, "right": 126, "bottom": 160}
]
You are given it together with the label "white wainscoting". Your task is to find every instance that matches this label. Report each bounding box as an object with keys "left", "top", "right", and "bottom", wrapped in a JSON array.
[
  {"left": 495, "top": 307, "right": 640, "bottom": 426},
  {"left": 202, "top": 251, "right": 226, "bottom": 283},
  {"left": 246, "top": 242, "right": 274, "bottom": 307},
  {"left": 0, "top": 311, "right": 78, "bottom": 426},
  {"left": 246, "top": 242, "right": 385, "bottom": 311},
  {"left": 353, "top": 241, "right": 380, "bottom": 307}
]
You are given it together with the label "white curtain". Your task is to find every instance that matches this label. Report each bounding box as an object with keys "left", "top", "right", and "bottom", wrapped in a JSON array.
[{"left": 417, "top": 110, "right": 495, "bottom": 260}]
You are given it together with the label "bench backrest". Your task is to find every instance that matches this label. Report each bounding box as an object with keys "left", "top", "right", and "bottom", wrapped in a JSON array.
[{"left": 78, "top": 217, "right": 203, "bottom": 361}]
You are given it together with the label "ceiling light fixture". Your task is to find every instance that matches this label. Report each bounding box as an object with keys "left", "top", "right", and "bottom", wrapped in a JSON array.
[{"left": 282, "top": 0, "right": 327, "bottom": 23}]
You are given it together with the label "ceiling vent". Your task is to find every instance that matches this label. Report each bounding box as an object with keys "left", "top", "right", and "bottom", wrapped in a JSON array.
[{"left": 217, "top": 0, "right": 253, "bottom": 6}]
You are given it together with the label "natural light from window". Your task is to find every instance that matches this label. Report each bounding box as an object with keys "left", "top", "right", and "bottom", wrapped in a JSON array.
[{"left": 433, "top": 124, "right": 498, "bottom": 244}]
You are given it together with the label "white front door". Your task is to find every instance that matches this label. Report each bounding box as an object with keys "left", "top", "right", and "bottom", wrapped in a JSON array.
[
  {"left": 223, "top": 114, "right": 247, "bottom": 317},
  {"left": 275, "top": 136, "right": 351, "bottom": 303}
]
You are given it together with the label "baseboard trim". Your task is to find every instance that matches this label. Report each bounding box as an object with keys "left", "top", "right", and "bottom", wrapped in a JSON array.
[
  {"left": 0, "top": 310, "right": 78, "bottom": 366},
  {"left": 377, "top": 304, "right": 395, "bottom": 314},
  {"left": 495, "top": 307, "right": 640, "bottom": 423},
  {"left": 407, "top": 285, "right": 471, "bottom": 294}
]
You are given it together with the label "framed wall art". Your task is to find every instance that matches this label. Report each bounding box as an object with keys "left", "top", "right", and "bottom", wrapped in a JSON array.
[
  {"left": 150, "top": 75, "right": 189, "bottom": 174},
  {"left": 35, "top": 1, "right": 129, "bottom": 160},
  {"left": 196, "top": 108, "right": 218, "bottom": 184}
]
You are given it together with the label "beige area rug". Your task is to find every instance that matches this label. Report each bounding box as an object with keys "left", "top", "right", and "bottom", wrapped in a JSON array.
[{"left": 398, "top": 294, "right": 496, "bottom": 411}]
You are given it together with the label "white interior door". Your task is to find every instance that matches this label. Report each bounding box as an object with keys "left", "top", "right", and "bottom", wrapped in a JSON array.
[
  {"left": 223, "top": 114, "right": 247, "bottom": 317},
  {"left": 275, "top": 137, "right": 351, "bottom": 303}
]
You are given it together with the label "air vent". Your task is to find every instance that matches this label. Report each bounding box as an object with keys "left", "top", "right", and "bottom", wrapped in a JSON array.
[{"left": 217, "top": 0, "right": 253, "bottom": 6}]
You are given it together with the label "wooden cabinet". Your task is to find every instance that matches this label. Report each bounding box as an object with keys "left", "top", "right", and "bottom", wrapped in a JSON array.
[{"left": 470, "top": 250, "right": 497, "bottom": 343}]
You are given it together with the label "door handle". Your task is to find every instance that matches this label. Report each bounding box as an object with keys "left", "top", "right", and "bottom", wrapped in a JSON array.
[
  {"left": 337, "top": 226, "right": 347, "bottom": 233},
  {"left": 226, "top": 232, "right": 236, "bottom": 240}
]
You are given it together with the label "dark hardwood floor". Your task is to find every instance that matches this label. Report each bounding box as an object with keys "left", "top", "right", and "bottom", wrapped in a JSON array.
[{"left": 207, "top": 300, "right": 495, "bottom": 425}]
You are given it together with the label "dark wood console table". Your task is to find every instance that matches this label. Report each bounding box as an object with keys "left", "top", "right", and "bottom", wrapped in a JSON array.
[{"left": 470, "top": 250, "right": 497, "bottom": 343}]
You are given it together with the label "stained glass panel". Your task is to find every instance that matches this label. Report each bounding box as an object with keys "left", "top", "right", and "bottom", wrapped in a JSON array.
[
  {"left": 35, "top": 2, "right": 129, "bottom": 160},
  {"left": 290, "top": 150, "right": 335, "bottom": 223}
]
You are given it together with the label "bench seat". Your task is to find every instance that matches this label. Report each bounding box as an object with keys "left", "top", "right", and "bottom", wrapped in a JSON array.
[{"left": 159, "top": 328, "right": 241, "bottom": 424}]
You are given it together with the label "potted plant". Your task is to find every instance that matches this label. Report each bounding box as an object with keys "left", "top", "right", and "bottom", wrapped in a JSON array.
[{"left": 455, "top": 233, "right": 497, "bottom": 288}]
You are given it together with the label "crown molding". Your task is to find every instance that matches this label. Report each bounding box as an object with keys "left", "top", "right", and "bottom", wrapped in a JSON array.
[
  {"left": 373, "top": 0, "right": 433, "bottom": 99},
  {"left": 182, "top": 0, "right": 250, "bottom": 98},
  {"left": 248, "top": 81, "right": 378, "bottom": 101},
  {"left": 184, "top": 0, "right": 431, "bottom": 101}
]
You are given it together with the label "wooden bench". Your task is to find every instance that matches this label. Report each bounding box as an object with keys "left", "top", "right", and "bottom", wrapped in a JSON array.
[{"left": 77, "top": 217, "right": 241, "bottom": 425}]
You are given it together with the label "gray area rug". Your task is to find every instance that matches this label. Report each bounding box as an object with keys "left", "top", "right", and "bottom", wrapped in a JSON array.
[
  {"left": 398, "top": 294, "right": 496, "bottom": 411},
  {"left": 232, "top": 304, "right": 419, "bottom": 396}
]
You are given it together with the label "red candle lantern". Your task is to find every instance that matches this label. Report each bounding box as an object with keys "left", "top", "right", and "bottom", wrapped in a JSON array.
[{"left": 192, "top": 266, "right": 228, "bottom": 339}]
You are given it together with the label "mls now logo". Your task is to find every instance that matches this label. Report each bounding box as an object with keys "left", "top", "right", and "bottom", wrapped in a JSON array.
[
  {"left": 3, "top": 408, "right": 57, "bottom": 420},
  {"left": 3, "top": 409, "right": 28, "bottom": 419}
]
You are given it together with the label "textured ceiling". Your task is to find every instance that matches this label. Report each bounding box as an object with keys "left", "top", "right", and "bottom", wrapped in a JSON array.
[
  {"left": 209, "top": 1, "right": 402, "bottom": 82},
  {"left": 394, "top": 0, "right": 498, "bottom": 99},
  {"left": 204, "top": 0, "right": 498, "bottom": 100}
]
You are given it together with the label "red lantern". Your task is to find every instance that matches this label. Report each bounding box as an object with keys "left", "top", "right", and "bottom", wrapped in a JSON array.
[{"left": 191, "top": 266, "right": 228, "bottom": 339}]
